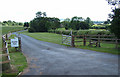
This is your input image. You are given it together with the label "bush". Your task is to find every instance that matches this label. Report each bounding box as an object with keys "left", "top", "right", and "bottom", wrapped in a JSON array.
[{"left": 28, "top": 28, "right": 35, "bottom": 32}]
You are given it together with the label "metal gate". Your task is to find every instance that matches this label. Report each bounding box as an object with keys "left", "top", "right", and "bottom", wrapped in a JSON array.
[{"left": 62, "top": 31, "right": 72, "bottom": 46}]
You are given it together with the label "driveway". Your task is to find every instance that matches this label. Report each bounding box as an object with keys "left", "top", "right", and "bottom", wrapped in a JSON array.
[{"left": 13, "top": 32, "right": 119, "bottom": 75}]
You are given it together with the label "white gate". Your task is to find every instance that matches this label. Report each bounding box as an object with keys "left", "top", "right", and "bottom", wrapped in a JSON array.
[{"left": 62, "top": 31, "right": 72, "bottom": 45}]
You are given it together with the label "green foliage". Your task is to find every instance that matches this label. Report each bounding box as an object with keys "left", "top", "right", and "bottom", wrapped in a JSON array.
[
  {"left": 48, "top": 29, "right": 111, "bottom": 35},
  {"left": 1, "top": 20, "right": 23, "bottom": 26},
  {"left": 36, "top": 11, "right": 47, "bottom": 17},
  {"left": 62, "top": 18, "right": 70, "bottom": 30},
  {"left": 61, "top": 16, "right": 91, "bottom": 30},
  {"left": 85, "top": 17, "right": 94, "bottom": 26},
  {"left": 91, "top": 24, "right": 110, "bottom": 29},
  {"left": 70, "top": 16, "right": 90, "bottom": 30},
  {"left": 29, "top": 17, "right": 60, "bottom": 32},
  {"left": 24, "top": 22, "right": 29, "bottom": 28},
  {"left": 110, "top": 8, "right": 120, "bottom": 39},
  {"left": 104, "top": 19, "right": 111, "bottom": 24},
  {"left": 28, "top": 11, "right": 60, "bottom": 32}
]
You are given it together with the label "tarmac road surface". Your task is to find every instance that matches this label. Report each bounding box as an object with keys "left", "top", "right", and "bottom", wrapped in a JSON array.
[{"left": 13, "top": 32, "right": 119, "bottom": 75}]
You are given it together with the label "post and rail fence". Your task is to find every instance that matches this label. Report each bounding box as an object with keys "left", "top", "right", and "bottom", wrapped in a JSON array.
[
  {"left": 71, "top": 34, "right": 120, "bottom": 48},
  {"left": 1, "top": 32, "right": 21, "bottom": 71}
]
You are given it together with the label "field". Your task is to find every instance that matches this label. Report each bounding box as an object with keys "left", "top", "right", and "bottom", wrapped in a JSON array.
[
  {"left": 2, "top": 26, "right": 24, "bottom": 35},
  {"left": 20, "top": 31, "right": 120, "bottom": 55}
]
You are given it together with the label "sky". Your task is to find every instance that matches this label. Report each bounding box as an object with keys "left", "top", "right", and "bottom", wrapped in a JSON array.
[{"left": 0, "top": 0, "right": 112, "bottom": 22}]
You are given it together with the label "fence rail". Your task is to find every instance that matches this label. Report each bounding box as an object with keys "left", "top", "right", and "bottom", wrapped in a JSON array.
[
  {"left": 71, "top": 34, "right": 120, "bottom": 48},
  {"left": 1, "top": 34, "right": 11, "bottom": 71}
]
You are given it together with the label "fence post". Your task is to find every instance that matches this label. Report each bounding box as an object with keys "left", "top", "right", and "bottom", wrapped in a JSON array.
[
  {"left": 71, "top": 35, "right": 75, "bottom": 47},
  {"left": 98, "top": 34, "right": 101, "bottom": 47},
  {"left": 115, "top": 39, "right": 118, "bottom": 48},
  {"left": 18, "top": 37, "right": 21, "bottom": 51},
  {"left": 83, "top": 35, "right": 86, "bottom": 46},
  {"left": 62, "top": 34, "right": 63, "bottom": 44},
  {"left": 5, "top": 34, "right": 8, "bottom": 40}
]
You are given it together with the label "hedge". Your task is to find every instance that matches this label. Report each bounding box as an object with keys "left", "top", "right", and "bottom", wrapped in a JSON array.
[{"left": 48, "top": 29, "right": 112, "bottom": 35}]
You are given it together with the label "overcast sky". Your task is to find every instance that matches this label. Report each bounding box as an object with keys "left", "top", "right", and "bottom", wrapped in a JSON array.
[{"left": 0, "top": 0, "right": 112, "bottom": 22}]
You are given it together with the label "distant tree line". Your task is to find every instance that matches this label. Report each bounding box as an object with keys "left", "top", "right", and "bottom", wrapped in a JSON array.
[
  {"left": 61, "top": 17, "right": 93, "bottom": 30},
  {"left": 0, "top": 20, "right": 23, "bottom": 26}
]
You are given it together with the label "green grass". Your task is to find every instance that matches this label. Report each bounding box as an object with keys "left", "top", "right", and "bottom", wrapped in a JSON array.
[
  {"left": 9, "top": 34, "right": 27, "bottom": 72},
  {"left": 77, "top": 46, "right": 119, "bottom": 54},
  {"left": 21, "top": 31, "right": 120, "bottom": 55},
  {"left": 9, "top": 52, "right": 27, "bottom": 72},
  {"left": 2, "top": 26, "right": 24, "bottom": 35},
  {"left": 21, "top": 31, "right": 62, "bottom": 44}
]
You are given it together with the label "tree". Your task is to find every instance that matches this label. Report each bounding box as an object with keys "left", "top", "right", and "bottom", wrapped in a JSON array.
[
  {"left": 19, "top": 22, "right": 23, "bottom": 26},
  {"left": 107, "top": 0, "right": 120, "bottom": 39},
  {"left": 29, "top": 12, "right": 60, "bottom": 32},
  {"left": 36, "top": 11, "right": 42, "bottom": 18},
  {"left": 70, "top": 16, "right": 89, "bottom": 30},
  {"left": 24, "top": 22, "right": 29, "bottom": 28},
  {"left": 85, "top": 17, "right": 94, "bottom": 26},
  {"left": 62, "top": 18, "right": 70, "bottom": 30},
  {"left": 43, "top": 12, "right": 47, "bottom": 17},
  {"left": 49, "top": 17, "right": 60, "bottom": 30},
  {"left": 36, "top": 11, "right": 47, "bottom": 18},
  {"left": 110, "top": 9, "right": 120, "bottom": 38},
  {"left": 80, "top": 22, "right": 90, "bottom": 29},
  {"left": 104, "top": 19, "right": 111, "bottom": 24}
]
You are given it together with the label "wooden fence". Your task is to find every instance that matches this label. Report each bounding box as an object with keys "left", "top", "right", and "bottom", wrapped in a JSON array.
[
  {"left": 1, "top": 33, "right": 21, "bottom": 71},
  {"left": 71, "top": 35, "right": 120, "bottom": 48},
  {"left": 1, "top": 34, "right": 11, "bottom": 71}
]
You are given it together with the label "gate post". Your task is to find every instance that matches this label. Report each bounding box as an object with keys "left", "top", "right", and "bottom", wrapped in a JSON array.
[
  {"left": 71, "top": 35, "right": 75, "bottom": 47},
  {"left": 18, "top": 37, "right": 21, "bottom": 51},
  {"left": 83, "top": 35, "right": 86, "bottom": 46},
  {"left": 98, "top": 34, "right": 101, "bottom": 47},
  {"left": 115, "top": 39, "right": 118, "bottom": 48}
]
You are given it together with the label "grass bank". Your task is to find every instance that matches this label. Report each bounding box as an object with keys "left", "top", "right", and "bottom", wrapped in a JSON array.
[{"left": 20, "top": 31, "right": 120, "bottom": 55}]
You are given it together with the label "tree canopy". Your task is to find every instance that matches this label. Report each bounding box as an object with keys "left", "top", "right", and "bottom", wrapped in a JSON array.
[
  {"left": 29, "top": 11, "right": 60, "bottom": 32},
  {"left": 107, "top": 0, "right": 120, "bottom": 39}
]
